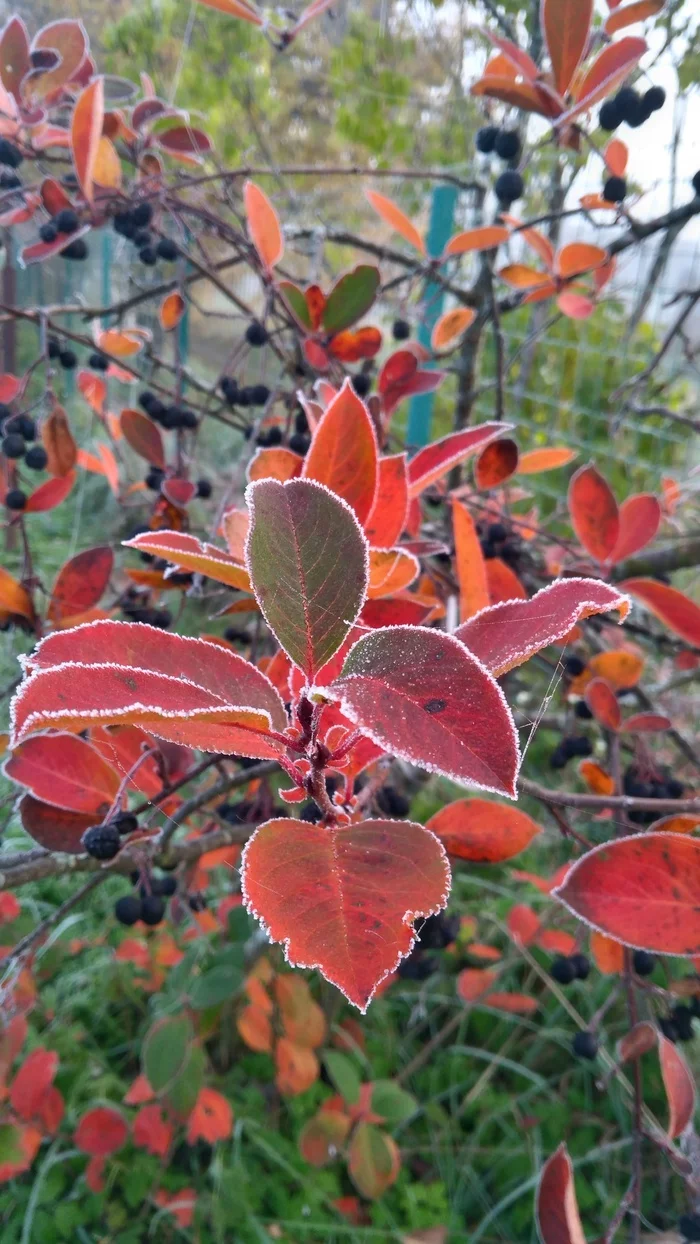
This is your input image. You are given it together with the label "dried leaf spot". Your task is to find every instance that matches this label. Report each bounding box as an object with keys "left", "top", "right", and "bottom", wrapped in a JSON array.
[{"left": 424, "top": 698, "right": 447, "bottom": 714}]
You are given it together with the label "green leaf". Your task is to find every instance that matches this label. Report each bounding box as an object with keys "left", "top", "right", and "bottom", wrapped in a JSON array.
[
  {"left": 189, "top": 963, "right": 243, "bottom": 1010},
  {"left": 370, "top": 1079, "right": 417, "bottom": 1125},
  {"left": 0, "top": 1122, "right": 25, "bottom": 1166},
  {"left": 227, "top": 906, "right": 255, "bottom": 942},
  {"left": 323, "top": 1050, "right": 361, "bottom": 1107},
  {"left": 164, "top": 1043, "right": 205, "bottom": 1118},
  {"left": 278, "top": 280, "right": 312, "bottom": 330},
  {"left": 322, "top": 265, "right": 380, "bottom": 334},
  {"left": 245, "top": 477, "right": 368, "bottom": 680},
  {"left": 143, "top": 1013, "right": 193, "bottom": 1093}
]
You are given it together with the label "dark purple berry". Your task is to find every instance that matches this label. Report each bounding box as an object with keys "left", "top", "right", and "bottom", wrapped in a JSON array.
[
  {"left": 5, "top": 489, "right": 26, "bottom": 511},
  {"left": 246, "top": 321, "right": 268, "bottom": 347},
  {"left": 475, "top": 125, "right": 498, "bottom": 154},
  {"left": 82, "top": 823, "right": 121, "bottom": 860},
  {"left": 115, "top": 894, "right": 143, "bottom": 926},
  {"left": 572, "top": 1031, "right": 598, "bottom": 1060},
  {"left": 604, "top": 176, "right": 626, "bottom": 203}
]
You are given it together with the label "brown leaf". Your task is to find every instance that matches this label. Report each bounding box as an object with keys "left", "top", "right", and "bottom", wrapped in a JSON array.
[{"left": 41, "top": 405, "right": 78, "bottom": 477}]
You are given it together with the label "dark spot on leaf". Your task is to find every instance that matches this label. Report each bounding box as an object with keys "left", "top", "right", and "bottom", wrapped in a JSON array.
[{"left": 424, "top": 698, "right": 447, "bottom": 714}]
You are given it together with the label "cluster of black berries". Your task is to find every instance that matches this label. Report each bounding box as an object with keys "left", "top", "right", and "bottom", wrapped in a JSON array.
[
  {"left": 376, "top": 785, "right": 411, "bottom": 817},
  {"left": 599, "top": 84, "right": 665, "bottom": 132},
  {"left": 120, "top": 584, "right": 172, "bottom": 628},
  {"left": 476, "top": 125, "right": 521, "bottom": 162},
  {"left": 47, "top": 337, "right": 78, "bottom": 371},
  {"left": 679, "top": 1212, "right": 700, "bottom": 1242},
  {"left": 113, "top": 202, "right": 178, "bottom": 266},
  {"left": 623, "top": 764, "right": 683, "bottom": 823},
  {"left": 549, "top": 735, "right": 593, "bottom": 769},
  {"left": 397, "top": 911, "right": 459, "bottom": 980},
  {"left": 256, "top": 425, "right": 283, "bottom": 448},
  {"left": 220, "top": 376, "right": 271, "bottom": 410},
  {"left": 550, "top": 953, "right": 590, "bottom": 985},
  {"left": 82, "top": 811, "right": 139, "bottom": 862},
  {"left": 1, "top": 408, "right": 48, "bottom": 510},
  {"left": 115, "top": 870, "right": 179, "bottom": 928},
  {"left": 659, "top": 998, "right": 699, "bottom": 1044},
  {"left": 287, "top": 407, "right": 311, "bottom": 457},
  {"left": 38, "top": 208, "right": 89, "bottom": 260},
  {"left": 0, "top": 137, "right": 23, "bottom": 190},
  {"left": 138, "top": 389, "right": 198, "bottom": 432},
  {"left": 479, "top": 521, "right": 507, "bottom": 559}
]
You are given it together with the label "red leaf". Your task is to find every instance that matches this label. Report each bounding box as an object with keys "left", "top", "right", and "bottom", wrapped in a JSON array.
[
  {"left": 12, "top": 620, "right": 288, "bottom": 757},
  {"left": 407, "top": 424, "right": 507, "bottom": 497},
  {"left": 584, "top": 677, "right": 621, "bottom": 730},
  {"left": 71, "top": 77, "right": 103, "bottom": 204},
  {"left": 619, "top": 578, "right": 700, "bottom": 647},
  {"left": 457, "top": 967, "right": 498, "bottom": 1001},
  {"left": 609, "top": 494, "right": 661, "bottom": 564},
  {"left": 427, "top": 798, "right": 541, "bottom": 862},
  {"left": 329, "top": 326, "right": 382, "bottom": 363},
  {"left": 5, "top": 733, "right": 120, "bottom": 814},
  {"left": 538, "top": 930, "right": 578, "bottom": 956},
  {"left": 332, "top": 626, "right": 520, "bottom": 797},
  {"left": 194, "top": 0, "right": 263, "bottom": 22},
  {"left": 10, "top": 1048, "right": 58, "bottom": 1121},
  {"left": 77, "top": 369, "right": 106, "bottom": 416},
  {"left": 24, "top": 471, "right": 76, "bottom": 513},
  {"left": 621, "top": 712, "right": 671, "bottom": 733},
  {"left": 605, "top": 0, "right": 664, "bottom": 35},
  {"left": 554, "top": 833, "right": 700, "bottom": 955},
  {"left": 555, "top": 243, "right": 607, "bottom": 279},
  {"left": 455, "top": 578, "right": 629, "bottom": 677},
  {"left": 536, "top": 1143, "right": 586, "bottom": 1244},
  {"left": 244, "top": 180, "right": 284, "bottom": 272},
  {"left": 365, "top": 190, "right": 425, "bottom": 255},
  {"left": 124, "top": 530, "right": 251, "bottom": 593},
  {"left": 568, "top": 464, "right": 619, "bottom": 561},
  {"left": 560, "top": 36, "right": 647, "bottom": 125},
  {"left": 303, "top": 379, "right": 379, "bottom": 524},
  {"left": 133, "top": 1104, "right": 173, "bottom": 1157},
  {"left": 75, "top": 1106, "right": 129, "bottom": 1157},
  {"left": 120, "top": 408, "right": 165, "bottom": 468},
  {"left": 19, "top": 794, "right": 98, "bottom": 853},
  {"left": 452, "top": 499, "right": 489, "bottom": 621},
  {"left": 364, "top": 454, "right": 408, "bottom": 549},
  {"left": 444, "top": 225, "right": 510, "bottom": 257},
  {"left": 160, "top": 291, "right": 185, "bottom": 331},
  {"left": 474, "top": 437, "right": 519, "bottom": 489},
  {"left": 245, "top": 477, "right": 369, "bottom": 680},
  {"left": 157, "top": 125, "right": 212, "bottom": 158},
  {"left": 481, "top": 30, "right": 540, "bottom": 82},
  {"left": 186, "top": 1087, "right": 233, "bottom": 1144},
  {"left": 485, "top": 557, "right": 527, "bottom": 604},
  {"left": 360, "top": 598, "right": 433, "bottom": 628},
  {"left": 507, "top": 904, "right": 540, "bottom": 946},
  {"left": 242, "top": 817, "right": 450, "bottom": 1011},
  {"left": 542, "top": 0, "right": 594, "bottom": 96},
  {"left": 49, "top": 546, "right": 113, "bottom": 623},
  {"left": 659, "top": 1035, "right": 696, "bottom": 1139},
  {"left": 486, "top": 991, "right": 538, "bottom": 1014}
]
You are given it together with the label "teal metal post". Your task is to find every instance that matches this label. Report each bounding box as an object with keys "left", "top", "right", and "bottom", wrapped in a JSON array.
[{"left": 406, "top": 183, "right": 458, "bottom": 449}]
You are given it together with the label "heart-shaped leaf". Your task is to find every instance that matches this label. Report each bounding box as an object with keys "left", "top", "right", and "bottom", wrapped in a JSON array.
[{"left": 242, "top": 817, "right": 450, "bottom": 1011}]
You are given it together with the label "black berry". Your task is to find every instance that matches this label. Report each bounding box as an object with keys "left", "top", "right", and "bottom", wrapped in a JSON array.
[
  {"left": 574, "top": 700, "right": 593, "bottom": 720},
  {"left": 223, "top": 627, "right": 249, "bottom": 644},
  {"left": 246, "top": 321, "right": 268, "bottom": 347},
  {"left": 141, "top": 895, "right": 166, "bottom": 926},
  {"left": 494, "top": 129, "right": 520, "bottom": 161},
  {"left": 0, "top": 138, "right": 22, "bottom": 168},
  {"left": 692, "top": 171, "right": 700, "bottom": 198},
  {"left": 25, "top": 445, "right": 48, "bottom": 471},
  {"left": 156, "top": 237, "right": 178, "bottom": 261},
  {"left": 16, "top": 415, "right": 35, "bottom": 442},
  {"left": 351, "top": 373, "right": 371, "bottom": 397},
  {"left": 54, "top": 207, "right": 79, "bottom": 234},
  {"left": 48, "top": 338, "right": 61, "bottom": 360},
  {"left": 475, "top": 125, "right": 498, "bottom": 154},
  {"left": 632, "top": 949, "right": 655, "bottom": 976},
  {"left": 488, "top": 522, "right": 507, "bottom": 543},
  {"left": 599, "top": 99, "right": 621, "bottom": 132},
  {"left": 615, "top": 87, "right": 640, "bottom": 125},
  {"left": 417, "top": 911, "right": 460, "bottom": 950},
  {"left": 672, "top": 1004, "right": 694, "bottom": 1042},
  {"left": 114, "top": 812, "right": 139, "bottom": 836},
  {"left": 114, "top": 894, "right": 143, "bottom": 926},
  {"left": 250, "top": 384, "right": 271, "bottom": 406},
  {"left": 159, "top": 875, "right": 178, "bottom": 897},
  {"left": 82, "top": 823, "right": 121, "bottom": 860},
  {"left": 139, "top": 390, "right": 157, "bottom": 413},
  {"left": 145, "top": 466, "right": 165, "bottom": 491},
  {"left": 679, "top": 1212, "right": 700, "bottom": 1242},
  {"left": 570, "top": 953, "right": 590, "bottom": 981},
  {"left": 495, "top": 170, "right": 524, "bottom": 204},
  {"left": 133, "top": 229, "right": 151, "bottom": 248},
  {"left": 113, "top": 211, "right": 136, "bottom": 238},
  {"left": 294, "top": 408, "right": 308, "bottom": 434},
  {"left": 5, "top": 489, "right": 26, "bottom": 511},
  {"left": 551, "top": 956, "right": 576, "bottom": 985},
  {"left": 397, "top": 949, "right": 438, "bottom": 980},
  {"left": 289, "top": 432, "right": 310, "bottom": 455},
  {"left": 299, "top": 801, "right": 322, "bottom": 823},
  {"left": 549, "top": 744, "right": 568, "bottom": 770},
  {"left": 572, "top": 1031, "right": 598, "bottom": 1060},
  {"left": 39, "top": 222, "right": 58, "bottom": 244},
  {"left": 89, "top": 352, "right": 108, "bottom": 371},
  {"left": 59, "top": 349, "right": 77, "bottom": 370},
  {"left": 0, "top": 171, "right": 21, "bottom": 190},
  {"left": 645, "top": 85, "right": 665, "bottom": 112},
  {"left": 220, "top": 376, "right": 238, "bottom": 404},
  {"left": 196, "top": 478, "right": 212, "bottom": 499},
  {"left": 62, "top": 238, "right": 88, "bottom": 261},
  {"left": 376, "top": 785, "right": 410, "bottom": 817},
  {"left": 564, "top": 656, "right": 585, "bottom": 677},
  {"left": 604, "top": 176, "right": 626, "bottom": 203},
  {"left": 2, "top": 433, "right": 25, "bottom": 459},
  {"left": 392, "top": 318, "right": 411, "bottom": 340},
  {"left": 132, "top": 202, "right": 154, "bottom": 228},
  {"left": 139, "top": 246, "right": 157, "bottom": 266},
  {"left": 256, "top": 425, "right": 283, "bottom": 447},
  {"left": 659, "top": 1016, "right": 679, "bottom": 1043}
]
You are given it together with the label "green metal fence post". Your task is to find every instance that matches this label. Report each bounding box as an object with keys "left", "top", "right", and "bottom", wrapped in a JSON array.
[{"left": 406, "top": 183, "right": 458, "bottom": 449}]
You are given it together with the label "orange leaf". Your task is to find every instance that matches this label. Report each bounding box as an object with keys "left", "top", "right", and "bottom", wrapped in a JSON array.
[
  {"left": 303, "top": 379, "right": 379, "bottom": 524},
  {"left": 605, "top": 0, "right": 664, "bottom": 35},
  {"left": 538, "top": 930, "right": 578, "bottom": 956},
  {"left": 499, "top": 264, "right": 552, "bottom": 289},
  {"left": 195, "top": 0, "right": 263, "bottom": 22},
  {"left": 609, "top": 493, "right": 661, "bottom": 564},
  {"left": 485, "top": 557, "right": 527, "bottom": 604},
  {"left": 160, "top": 291, "right": 186, "bottom": 331},
  {"left": 222, "top": 507, "right": 249, "bottom": 562},
  {"left": 247, "top": 446, "right": 303, "bottom": 483},
  {"left": 124, "top": 530, "right": 252, "bottom": 593},
  {"left": 244, "top": 180, "right": 283, "bottom": 271},
  {"left": 451, "top": 498, "right": 489, "bottom": 621},
  {"left": 486, "top": 991, "right": 538, "bottom": 1014},
  {"left": 590, "top": 930, "right": 625, "bottom": 974},
  {"left": 474, "top": 437, "right": 518, "bottom": 489},
  {"left": 95, "top": 327, "right": 151, "bottom": 358},
  {"left": 365, "top": 189, "right": 425, "bottom": 255},
  {"left": 186, "top": 1086, "right": 233, "bottom": 1144},
  {"left": 427, "top": 797, "right": 541, "bottom": 863},
  {"left": 554, "top": 243, "right": 607, "bottom": 279},
  {"left": 42, "top": 405, "right": 77, "bottom": 477},
  {"left": 25, "top": 471, "right": 75, "bottom": 513},
  {"left": 457, "top": 967, "right": 497, "bottom": 1002},
  {"left": 579, "top": 760, "right": 615, "bottom": 796},
  {"left": 536, "top": 1143, "right": 586, "bottom": 1244},
  {"left": 648, "top": 814, "right": 700, "bottom": 835},
  {"left": 507, "top": 904, "right": 540, "bottom": 946},
  {"left": 659, "top": 1035, "right": 696, "bottom": 1138},
  {"left": 367, "top": 548, "right": 419, "bottom": 599},
  {"left": 604, "top": 138, "right": 628, "bottom": 176},
  {"left": 620, "top": 578, "right": 700, "bottom": 647},
  {"left": 542, "top": 0, "right": 594, "bottom": 96},
  {"left": 568, "top": 464, "right": 619, "bottom": 562},
  {"left": 364, "top": 454, "right": 408, "bottom": 550},
  {"left": 329, "top": 326, "right": 383, "bottom": 363},
  {"left": 563, "top": 36, "right": 647, "bottom": 124},
  {"left": 275, "top": 1037, "right": 319, "bottom": 1096},
  {"left": 0, "top": 567, "right": 34, "bottom": 623},
  {"left": 431, "top": 307, "right": 476, "bottom": 352},
  {"left": 584, "top": 677, "right": 621, "bottom": 730},
  {"left": 71, "top": 76, "right": 103, "bottom": 204},
  {"left": 518, "top": 446, "right": 577, "bottom": 474},
  {"left": 237, "top": 1003, "right": 273, "bottom": 1052},
  {"left": 92, "top": 135, "right": 121, "bottom": 190},
  {"left": 444, "top": 225, "right": 510, "bottom": 257},
  {"left": 587, "top": 649, "right": 643, "bottom": 689}
]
